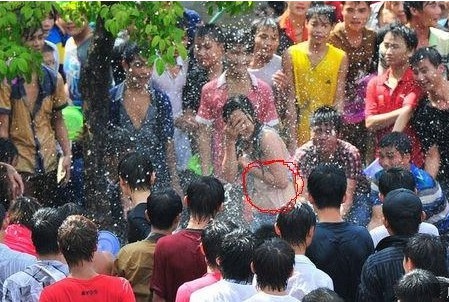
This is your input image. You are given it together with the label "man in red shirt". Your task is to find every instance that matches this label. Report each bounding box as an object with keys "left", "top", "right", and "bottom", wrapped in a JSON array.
[{"left": 365, "top": 22, "right": 423, "bottom": 167}]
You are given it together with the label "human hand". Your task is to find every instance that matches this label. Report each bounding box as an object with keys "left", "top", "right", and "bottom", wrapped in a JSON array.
[
  {"left": 272, "top": 70, "right": 289, "bottom": 92},
  {"left": 60, "top": 155, "right": 72, "bottom": 184},
  {"left": 3, "top": 163, "right": 24, "bottom": 199}
]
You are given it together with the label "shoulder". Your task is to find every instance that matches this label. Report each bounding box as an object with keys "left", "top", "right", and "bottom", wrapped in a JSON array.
[{"left": 327, "top": 43, "right": 346, "bottom": 57}]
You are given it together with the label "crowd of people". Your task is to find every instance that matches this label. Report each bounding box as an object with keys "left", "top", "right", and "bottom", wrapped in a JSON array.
[{"left": 1, "top": 1, "right": 449, "bottom": 301}]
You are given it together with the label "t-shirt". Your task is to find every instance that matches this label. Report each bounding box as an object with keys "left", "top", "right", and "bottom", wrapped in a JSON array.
[
  {"left": 190, "top": 279, "right": 257, "bottom": 302},
  {"left": 306, "top": 221, "right": 374, "bottom": 302},
  {"left": 3, "top": 224, "right": 36, "bottom": 256},
  {"left": 39, "top": 274, "right": 135, "bottom": 302},
  {"left": 244, "top": 292, "right": 299, "bottom": 302},
  {"left": 151, "top": 229, "right": 206, "bottom": 302},
  {"left": 248, "top": 55, "right": 282, "bottom": 87},
  {"left": 175, "top": 271, "right": 221, "bottom": 302},
  {"left": 370, "top": 222, "right": 439, "bottom": 248},
  {"left": 126, "top": 203, "right": 151, "bottom": 243}
]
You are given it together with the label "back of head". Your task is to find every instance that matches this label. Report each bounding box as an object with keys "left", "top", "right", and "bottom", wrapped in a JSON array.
[
  {"left": 378, "top": 167, "right": 416, "bottom": 197},
  {"left": 186, "top": 176, "right": 224, "bottom": 220},
  {"left": 395, "top": 269, "right": 441, "bottom": 302},
  {"left": 383, "top": 22, "right": 418, "bottom": 51},
  {"left": 382, "top": 188, "right": 422, "bottom": 236},
  {"left": 253, "top": 237, "right": 295, "bottom": 292},
  {"left": 0, "top": 138, "right": 18, "bottom": 165},
  {"left": 224, "top": 27, "right": 254, "bottom": 53},
  {"left": 222, "top": 95, "right": 257, "bottom": 124},
  {"left": 307, "top": 164, "right": 347, "bottom": 209},
  {"left": 404, "top": 233, "right": 448, "bottom": 277},
  {"left": 310, "top": 106, "right": 343, "bottom": 134},
  {"left": 58, "top": 215, "right": 98, "bottom": 267},
  {"left": 379, "top": 132, "right": 412, "bottom": 156},
  {"left": 118, "top": 151, "right": 154, "bottom": 191},
  {"left": 253, "top": 224, "right": 279, "bottom": 247},
  {"left": 306, "top": 5, "right": 337, "bottom": 24},
  {"left": 8, "top": 196, "right": 41, "bottom": 229},
  {"left": 218, "top": 228, "right": 256, "bottom": 281},
  {"left": 31, "top": 207, "right": 64, "bottom": 256},
  {"left": 276, "top": 202, "right": 316, "bottom": 246},
  {"left": 195, "top": 23, "right": 224, "bottom": 44},
  {"left": 302, "top": 287, "right": 345, "bottom": 302},
  {"left": 58, "top": 202, "right": 85, "bottom": 220},
  {"left": 146, "top": 188, "right": 183, "bottom": 230},
  {"left": 410, "top": 47, "right": 443, "bottom": 68},
  {"left": 202, "top": 220, "right": 239, "bottom": 268}
]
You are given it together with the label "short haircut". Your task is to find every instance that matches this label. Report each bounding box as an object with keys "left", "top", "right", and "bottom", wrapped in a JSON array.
[
  {"left": 378, "top": 167, "right": 416, "bottom": 197},
  {"left": 57, "top": 202, "right": 85, "bottom": 219},
  {"left": 302, "top": 288, "right": 345, "bottom": 302},
  {"left": 307, "top": 164, "right": 347, "bottom": 209},
  {"left": 379, "top": 131, "right": 412, "bottom": 155},
  {"left": 118, "top": 151, "right": 154, "bottom": 191},
  {"left": 383, "top": 22, "right": 418, "bottom": 51},
  {"left": 404, "top": 234, "right": 449, "bottom": 277},
  {"left": 195, "top": 24, "right": 224, "bottom": 44},
  {"left": 403, "top": 1, "right": 426, "bottom": 21},
  {"left": 395, "top": 269, "right": 441, "bottom": 302},
  {"left": 224, "top": 27, "right": 254, "bottom": 53},
  {"left": 310, "top": 106, "right": 343, "bottom": 133},
  {"left": 146, "top": 188, "right": 182, "bottom": 230},
  {"left": 250, "top": 17, "right": 279, "bottom": 42},
  {"left": 253, "top": 223, "right": 279, "bottom": 247},
  {"left": 276, "top": 202, "right": 316, "bottom": 246},
  {"left": 0, "top": 138, "right": 18, "bottom": 165},
  {"left": 58, "top": 215, "right": 98, "bottom": 267},
  {"left": 31, "top": 208, "right": 64, "bottom": 255},
  {"left": 120, "top": 41, "right": 140, "bottom": 66},
  {"left": 42, "top": 43, "right": 54, "bottom": 53},
  {"left": 202, "top": 220, "right": 238, "bottom": 267},
  {"left": 253, "top": 238, "right": 295, "bottom": 292},
  {"left": 410, "top": 47, "right": 443, "bottom": 68},
  {"left": 306, "top": 5, "right": 337, "bottom": 24},
  {"left": 185, "top": 176, "right": 224, "bottom": 220},
  {"left": 218, "top": 228, "right": 256, "bottom": 281},
  {"left": 8, "top": 196, "right": 41, "bottom": 229}
]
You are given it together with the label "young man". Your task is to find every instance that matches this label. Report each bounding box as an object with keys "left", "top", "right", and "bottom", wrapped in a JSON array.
[
  {"left": 245, "top": 238, "right": 298, "bottom": 302},
  {"left": 357, "top": 188, "right": 422, "bottom": 302},
  {"left": 403, "top": 1, "right": 442, "bottom": 48},
  {"left": 3, "top": 208, "right": 69, "bottom": 302},
  {"left": 283, "top": 5, "right": 348, "bottom": 146},
  {"left": 39, "top": 215, "right": 135, "bottom": 301},
  {"left": 190, "top": 228, "right": 257, "bottom": 302},
  {"left": 365, "top": 22, "right": 423, "bottom": 167},
  {"left": 151, "top": 177, "right": 224, "bottom": 302},
  {"left": 395, "top": 269, "right": 441, "bottom": 302},
  {"left": 115, "top": 189, "right": 183, "bottom": 302},
  {"left": 276, "top": 203, "right": 333, "bottom": 300},
  {"left": 305, "top": 164, "right": 374, "bottom": 302},
  {"left": 411, "top": 47, "right": 449, "bottom": 195}
]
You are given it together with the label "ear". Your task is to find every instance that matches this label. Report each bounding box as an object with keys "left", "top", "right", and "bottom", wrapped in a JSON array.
[
  {"left": 250, "top": 261, "right": 256, "bottom": 274},
  {"left": 307, "top": 225, "right": 315, "bottom": 239},
  {"left": 183, "top": 196, "right": 189, "bottom": 208},
  {"left": 150, "top": 172, "right": 156, "bottom": 186},
  {"left": 421, "top": 211, "right": 427, "bottom": 222},
  {"left": 274, "top": 223, "right": 282, "bottom": 236},
  {"left": 403, "top": 256, "right": 415, "bottom": 273},
  {"left": 121, "top": 59, "right": 129, "bottom": 70},
  {"left": 438, "top": 64, "right": 446, "bottom": 74},
  {"left": 382, "top": 215, "right": 390, "bottom": 229},
  {"left": 144, "top": 209, "right": 150, "bottom": 223},
  {"left": 199, "top": 242, "right": 205, "bottom": 256},
  {"left": 341, "top": 192, "right": 347, "bottom": 205},
  {"left": 215, "top": 256, "right": 221, "bottom": 267},
  {"left": 171, "top": 214, "right": 181, "bottom": 230},
  {"left": 379, "top": 192, "right": 385, "bottom": 202},
  {"left": 307, "top": 193, "right": 315, "bottom": 205}
]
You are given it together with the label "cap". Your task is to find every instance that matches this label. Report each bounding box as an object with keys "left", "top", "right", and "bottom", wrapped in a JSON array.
[{"left": 382, "top": 188, "right": 422, "bottom": 221}]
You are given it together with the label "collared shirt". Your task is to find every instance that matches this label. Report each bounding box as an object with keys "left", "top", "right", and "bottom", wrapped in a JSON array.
[{"left": 2, "top": 259, "right": 69, "bottom": 302}]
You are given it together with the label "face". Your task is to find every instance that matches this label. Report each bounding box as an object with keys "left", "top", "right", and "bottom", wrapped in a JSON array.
[
  {"left": 253, "top": 26, "right": 279, "bottom": 61},
  {"left": 225, "top": 45, "right": 251, "bottom": 75},
  {"left": 126, "top": 55, "right": 151, "bottom": 83},
  {"left": 288, "top": 1, "right": 312, "bottom": 18},
  {"left": 378, "top": 147, "right": 410, "bottom": 170},
  {"left": 194, "top": 35, "right": 223, "bottom": 69},
  {"left": 382, "top": 32, "right": 412, "bottom": 68},
  {"left": 65, "top": 20, "right": 87, "bottom": 37},
  {"left": 43, "top": 51, "right": 56, "bottom": 69},
  {"left": 227, "top": 109, "right": 255, "bottom": 140},
  {"left": 306, "top": 16, "right": 333, "bottom": 45},
  {"left": 419, "top": 2, "right": 442, "bottom": 27},
  {"left": 24, "top": 28, "right": 45, "bottom": 52},
  {"left": 41, "top": 16, "right": 55, "bottom": 37},
  {"left": 311, "top": 123, "right": 338, "bottom": 154},
  {"left": 412, "top": 57, "right": 444, "bottom": 92},
  {"left": 342, "top": 2, "right": 371, "bottom": 32},
  {"left": 385, "top": 1, "right": 407, "bottom": 24}
]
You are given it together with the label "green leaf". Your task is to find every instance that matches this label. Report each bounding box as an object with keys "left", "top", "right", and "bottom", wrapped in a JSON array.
[
  {"left": 151, "top": 35, "right": 161, "bottom": 48},
  {"left": 155, "top": 57, "right": 165, "bottom": 75},
  {"left": 16, "top": 58, "right": 28, "bottom": 73},
  {"left": 0, "top": 60, "right": 7, "bottom": 76}
]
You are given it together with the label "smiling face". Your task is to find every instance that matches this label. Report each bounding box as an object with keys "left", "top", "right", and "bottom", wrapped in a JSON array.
[
  {"left": 23, "top": 28, "right": 45, "bottom": 52},
  {"left": 125, "top": 55, "right": 151, "bottom": 86},
  {"left": 253, "top": 26, "right": 279, "bottom": 61},
  {"left": 412, "top": 57, "right": 444, "bottom": 93},
  {"left": 342, "top": 2, "right": 370, "bottom": 32},
  {"left": 306, "top": 15, "right": 333, "bottom": 45},
  {"left": 419, "top": 1, "right": 442, "bottom": 28},
  {"left": 288, "top": 1, "right": 312, "bottom": 19},
  {"left": 378, "top": 146, "right": 410, "bottom": 170}
]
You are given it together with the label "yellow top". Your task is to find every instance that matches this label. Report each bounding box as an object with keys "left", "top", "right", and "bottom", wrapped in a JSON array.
[{"left": 290, "top": 42, "right": 345, "bottom": 145}]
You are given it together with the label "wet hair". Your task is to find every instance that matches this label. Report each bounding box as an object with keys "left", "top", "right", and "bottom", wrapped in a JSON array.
[
  {"left": 306, "top": 5, "right": 337, "bottom": 24},
  {"left": 276, "top": 202, "right": 316, "bottom": 246},
  {"left": 185, "top": 176, "right": 224, "bottom": 220},
  {"left": 310, "top": 106, "right": 342, "bottom": 133},
  {"left": 0, "top": 138, "right": 18, "bottom": 165},
  {"left": 57, "top": 202, "right": 85, "bottom": 219},
  {"left": 404, "top": 233, "right": 449, "bottom": 277},
  {"left": 146, "top": 188, "right": 182, "bottom": 230},
  {"left": 120, "top": 41, "right": 140, "bottom": 66},
  {"left": 403, "top": 1, "right": 428, "bottom": 21},
  {"left": 253, "top": 238, "right": 295, "bottom": 292},
  {"left": 383, "top": 22, "right": 418, "bottom": 51},
  {"left": 58, "top": 215, "right": 98, "bottom": 267},
  {"left": 395, "top": 269, "right": 441, "bottom": 302},
  {"left": 202, "top": 220, "right": 238, "bottom": 267},
  {"left": 224, "top": 27, "right": 254, "bottom": 53},
  {"left": 8, "top": 196, "right": 41, "bottom": 229},
  {"left": 250, "top": 17, "right": 279, "bottom": 43},
  {"left": 42, "top": 43, "right": 54, "bottom": 54},
  {"left": 22, "top": 26, "right": 43, "bottom": 42},
  {"left": 118, "top": 151, "right": 154, "bottom": 191},
  {"left": 195, "top": 24, "right": 224, "bottom": 44},
  {"left": 307, "top": 164, "right": 347, "bottom": 209},
  {"left": 302, "top": 288, "right": 345, "bottom": 302},
  {"left": 218, "top": 228, "right": 256, "bottom": 281},
  {"left": 31, "top": 207, "right": 64, "bottom": 255},
  {"left": 379, "top": 132, "right": 412, "bottom": 155},
  {"left": 378, "top": 167, "right": 416, "bottom": 196},
  {"left": 253, "top": 223, "right": 279, "bottom": 247},
  {"left": 410, "top": 47, "right": 443, "bottom": 68}
]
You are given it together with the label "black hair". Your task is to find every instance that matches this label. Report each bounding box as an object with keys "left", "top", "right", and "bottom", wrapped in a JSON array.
[
  {"left": 250, "top": 17, "right": 279, "bottom": 43},
  {"left": 195, "top": 24, "right": 224, "bottom": 44},
  {"left": 253, "top": 237, "right": 295, "bottom": 292},
  {"left": 42, "top": 43, "right": 54, "bottom": 53},
  {"left": 22, "top": 26, "right": 43, "bottom": 42},
  {"left": 383, "top": 22, "right": 418, "bottom": 51},
  {"left": 404, "top": 1, "right": 425, "bottom": 21},
  {"left": 306, "top": 5, "right": 337, "bottom": 24},
  {"left": 378, "top": 167, "right": 416, "bottom": 197},
  {"left": 0, "top": 138, "right": 18, "bottom": 165},
  {"left": 31, "top": 207, "right": 64, "bottom": 255},
  {"left": 310, "top": 106, "right": 343, "bottom": 133},
  {"left": 0, "top": 203, "right": 6, "bottom": 226},
  {"left": 410, "top": 47, "right": 443, "bottom": 68},
  {"left": 218, "top": 228, "right": 256, "bottom": 281},
  {"left": 253, "top": 223, "right": 279, "bottom": 247},
  {"left": 57, "top": 202, "right": 85, "bottom": 219},
  {"left": 404, "top": 234, "right": 449, "bottom": 277},
  {"left": 307, "top": 164, "right": 347, "bottom": 209},
  {"left": 276, "top": 202, "right": 316, "bottom": 246},
  {"left": 202, "top": 220, "right": 238, "bottom": 268},
  {"left": 8, "top": 196, "right": 41, "bottom": 229},
  {"left": 302, "top": 288, "right": 345, "bottom": 302},
  {"left": 395, "top": 269, "right": 441, "bottom": 302},
  {"left": 146, "top": 188, "right": 183, "bottom": 230},
  {"left": 118, "top": 151, "right": 154, "bottom": 191},
  {"left": 185, "top": 176, "right": 224, "bottom": 220},
  {"left": 379, "top": 131, "right": 412, "bottom": 155},
  {"left": 223, "top": 27, "right": 254, "bottom": 53},
  {"left": 120, "top": 41, "right": 140, "bottom": 66}
]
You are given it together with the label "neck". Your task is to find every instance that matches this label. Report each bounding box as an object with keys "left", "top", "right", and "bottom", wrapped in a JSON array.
[
  {"left": 344, "top": 25, "right": 363, "bottom": 39},
  {"left": 226, "top": 69, "right": 249, "bottom": 82},
  {"left": 250, "top": 54, "right": 272, "bottom": 69},
  {"left": 38, "top": 253, "right": 66, "bottom": 263},
  {"left": 390, "top": 64, "right": 409, "bottom": 79},
  {"left": 73, "top": 27, "right": 91, "bottom": 45},
  {"left": 207, "top": 62, "right": 223, "bottom": 80},
  {"left": 315, "top": 208, "right": 344, "bottom": 223},
  {"left": 308, "top": 41, "right": 326, "bottom": 53},
  {"left": 292, "top": 244, "right": 307, "bottom": 255},
  {"left": 290, "top": 15, "right": 305, "bottom": 28},
  {"left": 125, "top": 79, "right": 149, "bottom": 92},
  {"left": 149, "top": 227, "right": 171, "bottom": 236},
  {"left": 129, "top": 190, "right": 150, "bottom": 206},
  {"left": 187, "top": 217, "right": 211, "bottom": 230},
  {"left": 69, "top": 261, "right": 99, "bottom": 280},
  {"left": 408, "top": 21, "right": 429, "bottom": 45},
  {"left": 260, "top": 287, "right": 288, "bottom": 296},
  {"left": 428, "top": 81, "right": 449, "bottom": 105}
]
